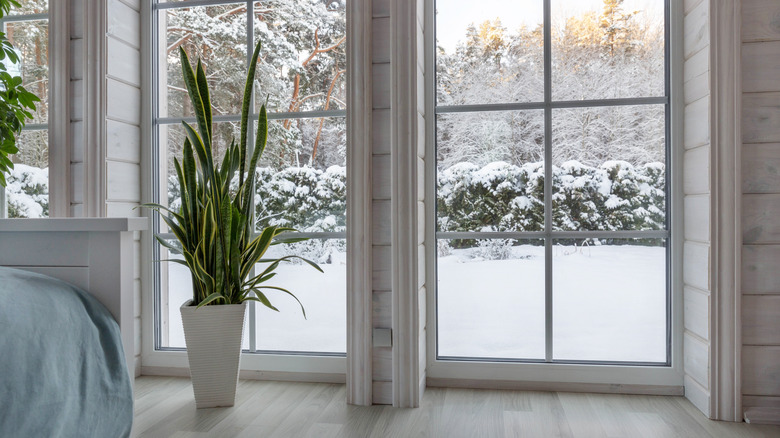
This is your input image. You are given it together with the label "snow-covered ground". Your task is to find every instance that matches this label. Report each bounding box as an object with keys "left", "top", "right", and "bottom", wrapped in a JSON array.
[{"left": 166, "top": 244, "right": 666, "bottom": 362}]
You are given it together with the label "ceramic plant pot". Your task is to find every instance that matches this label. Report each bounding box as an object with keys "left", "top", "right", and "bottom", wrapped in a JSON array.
[{"left": 180, "top": 300, "right": 247, "bottom": 408}]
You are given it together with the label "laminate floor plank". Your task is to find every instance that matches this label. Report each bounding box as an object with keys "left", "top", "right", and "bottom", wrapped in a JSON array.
[{"left": 132, "top": 377, "right": 780, "bottom": 437}]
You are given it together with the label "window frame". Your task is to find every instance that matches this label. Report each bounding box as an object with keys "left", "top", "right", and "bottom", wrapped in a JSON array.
[
  {"left": 0, "top": 5, "right": 54, "bottom": 219},
  {"left": 141, "top": 0, "right": 349, "bottom": 378},
  {"left": 424, "top": 0, "right": 685, "bottom": 389}
]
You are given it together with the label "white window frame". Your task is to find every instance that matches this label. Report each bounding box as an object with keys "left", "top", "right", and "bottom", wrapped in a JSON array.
[
  {"left": 0, "top": 2, "right": 67, "bottom": 218},
  {"left": 424, "top": 0, "right": 686, "bottom": 391},
  {"left": 140, "top": 0, "right": 358, "bottom": 380}
]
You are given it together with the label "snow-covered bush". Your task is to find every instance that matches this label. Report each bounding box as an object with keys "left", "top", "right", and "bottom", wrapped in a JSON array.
[
  {"left": 6, "top": 164, "right": 48, "bottom": 218},
  {"left": 437, "top": 160, "right": 665, "bottom": 236},
  {"left": 472, "top": 239, "right": 514, "bottom": 261}
]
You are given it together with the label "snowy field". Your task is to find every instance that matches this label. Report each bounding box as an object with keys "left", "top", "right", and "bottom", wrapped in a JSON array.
[{"left": 166, "top": 244, "right": 666, "bottom": 362}]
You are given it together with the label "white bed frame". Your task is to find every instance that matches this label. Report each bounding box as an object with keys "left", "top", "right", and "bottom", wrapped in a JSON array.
[{"left": 0, "top": 218, "right": 147, "bottom": 378}]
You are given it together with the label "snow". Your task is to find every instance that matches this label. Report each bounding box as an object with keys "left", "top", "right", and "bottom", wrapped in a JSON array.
[{"left": 164, "top": 244, "right": 667, "bottom": 362}]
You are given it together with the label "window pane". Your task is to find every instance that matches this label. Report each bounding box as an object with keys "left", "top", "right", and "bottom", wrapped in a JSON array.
[
  {"left": 552, "top": 238, "right": 667, "bottom": 363},
  {"left": 436, "top": 0, "right": 544, "bottom": 105},
  {"left": 552, "top": 105, "right": 665, "bottom": 231},
  {"left": 160, "top": 4, "right": 247, "bottom": 118},
  {"left": 6, "top": 129, "right": 48, "bottom": 218},
  {"left": 255, "top": 238, "right": 346, "bottom": 353},
  {"left": 438, "top": 238, "right": 546, "bottom": 360},
  {"left": 437, "top": 110, "right": 544, "bottom": 232},
  {"left": 255, "top": 117, "right": 346, "bottom": 232},
  {"left": 5, "top": 19, "right": 49, "bottom": 124},
  {"left": 9, "top": 0, "right": 47, "bottom": 14},
  {"left": 252, "top": 1, "right": 346, "bottom": 113},
  {"left": 551, "top": 0, "right": 665, "bottom": 101}
]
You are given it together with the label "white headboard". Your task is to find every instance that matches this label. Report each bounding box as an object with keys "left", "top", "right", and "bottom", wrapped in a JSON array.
[{"left": 0, "top": 218, "right": 147, "bottom": 378}]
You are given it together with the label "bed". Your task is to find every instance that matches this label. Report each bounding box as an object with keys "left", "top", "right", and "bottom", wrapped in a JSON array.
[{"left": 0, "top": 218, "right": 146, "bottom": 437}]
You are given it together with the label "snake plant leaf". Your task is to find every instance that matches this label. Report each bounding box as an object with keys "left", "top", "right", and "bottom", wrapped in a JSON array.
[
  {"left": 251, "top": 290, "right": 279, "bottom": 312},
  {"left": 238, "top": 40, "right": 262, "bottom": 192},
  {"left": 257, "top": 286, "right": 307, "bottom": 319},
  {"left": 195, "top": 59, "right": 212, "bottom": 140},
  {"left": 197, "top": 292, "right": 226, "bottom": 308},
  {"left": 178, "top": 47, "right": 212, "bottom": 156}
]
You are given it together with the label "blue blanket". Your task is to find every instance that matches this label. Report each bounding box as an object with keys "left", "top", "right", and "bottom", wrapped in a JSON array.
[{"left": 0, "top": 267, "right": 133, "bottom": 438}]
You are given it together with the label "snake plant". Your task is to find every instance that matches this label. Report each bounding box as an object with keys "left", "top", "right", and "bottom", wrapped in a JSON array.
[{"left": 144, "top": 41, "right": 322, "bottom": 315}]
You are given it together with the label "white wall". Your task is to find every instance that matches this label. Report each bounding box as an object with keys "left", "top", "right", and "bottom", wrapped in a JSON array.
[
  {"left": 741, "top": 0, "right": 780, "bottom": 416},
  {"left": 682, "top": 0, "right": 713, "bottom": 418}
]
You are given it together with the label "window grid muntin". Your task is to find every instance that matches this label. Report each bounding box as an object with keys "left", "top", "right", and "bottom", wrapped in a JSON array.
[
  {"left": 151, "top": 0, "right": 346, "bottom": 356},
  {"left": 433, "top": 0, "right": 671, "bottom": 366}
]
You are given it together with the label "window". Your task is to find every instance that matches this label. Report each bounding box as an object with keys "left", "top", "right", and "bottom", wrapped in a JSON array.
[
  {"left": 2, "top": 0, "right": 49, "bottom": 218},
  {"left": 434, "top": 0, "right": 669, "bottom": 365},
  {"left": 151, "top": 1, "right": 346, "bottom": 356}
]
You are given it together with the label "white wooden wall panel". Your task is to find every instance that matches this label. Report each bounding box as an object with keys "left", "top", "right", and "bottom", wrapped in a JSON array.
[
  {"left": 684, "top": 0, "right": 710, "bottom": 59},
  {"left": 682, "top": 0, "right": 712, "bottom": 417},
  {"left": 684, "top": 286, "right": 710, "bottom": 341},
  {"left": 106, "top": 79, "right": 142, "bottom": 125},
  {"left": 107, "top": 0, "right": 140, "bottom": 49},
  {"left": 106, "top": 161, "right": 141, "bottom": 202},
  {"left": 742, "top": 346, "right": 780, "bottom": 396},
  {"left": 683, "top": 145, "right": 710, "bottom": 194},
  {"left": 742, "top": 0, "right": 780, "bottom": 43},
  {"left": 742, "top": 194, "right": 780, "bottom": 244},
  {"left": 106, "top": 120, "right": 142, "bottom": 163},
  {"left": 107, "top": 36, "right": 141, "bottom": 87},
  {"left": 742, "top": 295, "right": 780, "bottom": 345},
  {"left": 741, "top": 1, "right": 780, "bottom": 420},
  {"left": 684, "top": 96, "right": 710, "bottom": 149}
]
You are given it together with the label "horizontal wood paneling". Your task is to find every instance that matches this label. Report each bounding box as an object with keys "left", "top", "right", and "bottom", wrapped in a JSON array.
[
  {"left": 684, "top": 286, "right": 710, "bottom": 341},
  {"left": 684, "top": 195, "right": 710, "bottom": 243},
  {"left": 743, "top": 143, "right": 780, "bottom": 193},
  {"left": 106, "top": 120, "right": 141, "bottom": 163},
  {"left": 684, "top": 0, "right": 710, "bottom": 59},
  {"left": 70, "top": 0, "right": 84, "bottom": 39},
  {"left": 684, "top": 72, "right": 710, "bottom": 105},
  {"left": 70, "top": 39, "right": 83, "bottom": 80},
  {"left": 684, "top": 46, "right": 709, "bottom": 83},
  {"left": 373, "top": 246, "right": 391, "bottom": 292},
  {"left": 684, "top": 96, "right": 710, "bottom": 149},
  {"left": 742, "top": 0, "right": 780, "bottom": 43},
  {"left": 743, "top": 193, "right": 780, "bottom": 243},
  {"left": 107, "top": 0, "right": 140, "bottom": 48},
  {"left": 743, "top": 92, "right": 780, "bottom": 144},
  {"left": 106, "top": 202, "right": 142, "bottom": 218},
  {"left": 70, "top": 79, "right": 83, "bottom": 120},
  {"left": 372, "top": 201, "right": 391, "bottom": 245},
  {"left": 106, "top": 79, "right": 141, "bottom": 125},
  {"left": 106, "top": 160, "right": 141, "bottom": 202},
  {"left": 744, "top": 395, "right": 780, "bottom": 409},
  {"left": 372, "top": 347, "right": 392, "bottom": 381},
  {"left": 0, "top": 233, "right": 89, "bottom": 266},
  {"left": 742, "top": 244, "right": 780, "bottom": 294},
  {"left": 373, "top": 0, "right": 390, "bottom": 18},
  {"left": 684, "top": 0, "right": 704, "bottom": 15},
  {"left": 684, "top": 333, "right": 709, "bottom": 389},
  {"left": 372, "top": 155, "right": 391, "bottom": 199},
  {"left": 70, "top": 163, "right": 84, "bottom": 203},
  {"left": 372, "top": 381, "right": 392, "bottom": 405},
  {"left": 372, "top": 290, "right": 391, "bottom": 327},
  {"left": 372, "top": 63, "right": 391, "bottom": 109},
  {"left": 107, "top": 36, "right": 141, "bottom": 87},
  {"left": 683, "top": 241, "right": 710, "bottom": 292},
  {"left": 743, "top": 346, "right": 780, "bottom": 396},
  {"left": 742, "top": 41, "right": 780, "bottom": 93},
  {"left": 372, "top": 17, "right": 390, "bottom": 63},
  {"left": 372, "top": 109, "right": 391, "bottom": 154},
  {"left": 684, "top": 375, "right": 711, "bottom": 417},
  {"left": 743, "top": 295, "right": 780, "bottom": 345},
  {"left": 683, "top": 145, "right": 710, "bottom": 194}
]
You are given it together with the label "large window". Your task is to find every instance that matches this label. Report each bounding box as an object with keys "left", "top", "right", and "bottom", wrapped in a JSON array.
[
  {"left": 435, "top": 0, "right": 669, "bottom": 364},
  {"left": 2, "top": 0, "right": 49, "bottom": 218},
  {"left": 152, "top": 1, "right": 346, "bottom": 355}
]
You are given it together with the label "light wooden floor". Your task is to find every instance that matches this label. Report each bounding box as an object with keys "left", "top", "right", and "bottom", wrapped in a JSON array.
[{"left": 132, "top": 376, "right": 780, "bottom": 438}]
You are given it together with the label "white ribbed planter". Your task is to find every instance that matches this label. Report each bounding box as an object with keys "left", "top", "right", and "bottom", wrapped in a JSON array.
[{"left": 180, "top": 300, "right": 247, "bottom": 409}]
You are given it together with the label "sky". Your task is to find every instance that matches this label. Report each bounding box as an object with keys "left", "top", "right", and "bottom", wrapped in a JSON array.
[{"left": 436, "top": 0, "right": 664, "bottom": 52}]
